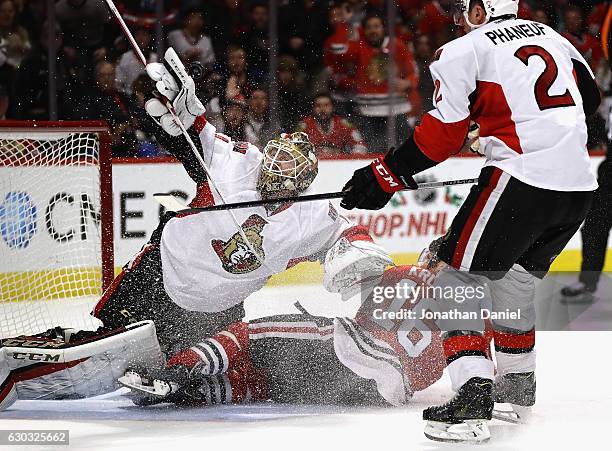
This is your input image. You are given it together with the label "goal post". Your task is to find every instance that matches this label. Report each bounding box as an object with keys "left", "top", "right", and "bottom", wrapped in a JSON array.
[{"left": 0, "top": 121, "right": 114, "bottom": 337}]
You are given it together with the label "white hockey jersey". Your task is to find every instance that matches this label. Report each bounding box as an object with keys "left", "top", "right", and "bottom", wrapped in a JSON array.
[
  {"left": 414, "top": 18, "right": 598, "bottom": 192},
  {"left": 160, "top": 118, "right": 353, "bottom": 312}
]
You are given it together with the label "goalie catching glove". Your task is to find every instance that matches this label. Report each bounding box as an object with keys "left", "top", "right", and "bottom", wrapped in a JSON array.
[{"left": 145, "top": 47, "right": 206, "bottom": 136}]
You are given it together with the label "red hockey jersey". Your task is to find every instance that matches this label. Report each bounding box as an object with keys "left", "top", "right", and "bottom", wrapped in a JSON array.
[{"left": 298, "top": 115, "right": 367, "bottom": 154}]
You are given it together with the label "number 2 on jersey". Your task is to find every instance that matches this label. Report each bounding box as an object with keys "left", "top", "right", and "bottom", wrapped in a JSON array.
[{"left": 514, "top": 45, "right": 576, "bottom": 111}]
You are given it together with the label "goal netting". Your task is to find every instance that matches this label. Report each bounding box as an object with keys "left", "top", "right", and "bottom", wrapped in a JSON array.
[{"left": 0, "top": 121, "right": 114, "bottom": 338}]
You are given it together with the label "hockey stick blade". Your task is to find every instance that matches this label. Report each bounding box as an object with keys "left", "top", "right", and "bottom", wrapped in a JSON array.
[
  {"left": 156, "top": 177, "right": 478, "bottom": 214},
  {"left": 153, "top": 193, "right": 189, "bottom": 212}
]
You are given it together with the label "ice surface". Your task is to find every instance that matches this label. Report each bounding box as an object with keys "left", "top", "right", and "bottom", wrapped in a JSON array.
[{"left": 2, "top": 282, "right": 612, "bottom": 451}]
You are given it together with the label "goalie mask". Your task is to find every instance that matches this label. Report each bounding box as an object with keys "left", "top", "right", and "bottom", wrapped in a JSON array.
[
  {"left": 257, "top": 132, "right": 318, "bottom": 200},
  {"left": 453, "top": 0, "right": 519, "bottom": 29}
]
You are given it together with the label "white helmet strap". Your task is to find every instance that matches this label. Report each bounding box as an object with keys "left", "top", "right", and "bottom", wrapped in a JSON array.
[{"left": 464, "top": 10, "right": 491, "bottom": 29}]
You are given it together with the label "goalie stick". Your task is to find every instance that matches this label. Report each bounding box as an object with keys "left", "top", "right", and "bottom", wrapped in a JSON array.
[
  {"left": 153, "top": 178, "right": 479, "bottom": 213},
  {"left": 103, "top": 0, "right": 269, "bottom": 269}
]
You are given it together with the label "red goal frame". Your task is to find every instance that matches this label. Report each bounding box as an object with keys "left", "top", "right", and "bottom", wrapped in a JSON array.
[{"left": 0, "top": 120, "right": 115, "bottom": 292}]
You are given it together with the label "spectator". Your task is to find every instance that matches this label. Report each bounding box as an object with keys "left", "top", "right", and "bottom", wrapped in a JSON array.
[
  {"left": 120, "top": 0, "right": 179, "bottom": 29},
  {"left": 561, "top": 5, "right": 606, "bottom": 152},
  {"left": 198, "top": 68, "right": 225, "bottom": 131},
  {"left": 0, "top": 29, "right": 13, "bottom": 114},
  {"left": 0, "top": 82, "right": 8, "bottom": 119},
  {"left": 244, "top": 88, "right": 278, "bottom": 150},
  {"left": 548, "top": 0, "right": 570, "bottom": 31},
  {"left": 75, "top": 61, "right": 138, "bottom": 157},
  {"left": 55, "top": 0, "right": 112, "bottom": 84},
  {"left": 416, "top": 0, "right": 453, "bottom": 47},
  {"left": 115, "top": 24, "right": 157, "bottom": 96},
  {"left": 344, "top": 0, "right": 368, "bottom": 31},
  {"left": 321, "top": 1, "right": 362, "bottom": 114},
  {"left": 397, "top": 0, "right": 426, "bottom": 18},
  {"left": 279, "top": 0, "right": 329, "bottom": 75},
  {"left": 223, "top": 45, "right": 255, "bottom": 103},
  {"left": 323, "top": 1, "right": 361, "bottom": 71},
  {"left": 588, "top": 2, "right": 609, "bottom": 36},
  {"left": 0, "top": 0, "right": 31, "bottom": 69},
  {"left": 335, "top": 12, "right": 420, "bottom": 150},
  {"left": 19, "top": 0, "right": 45, "bottom": 43},
  {"left": 221, "top": 99, "right": 248, "bottom": 141},
  {"left": 277, "top": 54, "right": 308, "bottom": 132},
  {"left": 533, "top": 7, "right": 552, "bottom": 25},
  {"left": 128, "top": 73, "right": 162, "bottom": 157},
  {"left": 12, "top": 21, "right": 76, "bottom": 120},
  {"left": 237, "top": 2, "right": 269, "bottom": 83},
  {"left": 297, "top": 92, "right": 367, "bottom": 154},
  {"left": 517, "top": 2, "right": 533, "bottom": 20},
  {"left": 414, "top": 34, "right": 435, "bottom": 114},
  {"left": 186, "top": 0, "right": 241, "bottom": 62},
  {"left": 167, "top": 8, "right": 215, "bottom": 69},
  {"left": 562, "top": 5, "right": 603, "bottom": 72}
]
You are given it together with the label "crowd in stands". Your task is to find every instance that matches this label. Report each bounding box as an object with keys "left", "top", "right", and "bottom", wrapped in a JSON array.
[{"left": 0, "top": 0, "right": 609, "bottom": 157}]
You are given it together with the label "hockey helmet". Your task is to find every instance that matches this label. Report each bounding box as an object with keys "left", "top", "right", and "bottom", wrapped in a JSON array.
[
  {"left": 453, "top": 0, "right": 519, "bottom": 28},
  {"left": 257, "top": 132, "right": 318, "bottom": 200}
]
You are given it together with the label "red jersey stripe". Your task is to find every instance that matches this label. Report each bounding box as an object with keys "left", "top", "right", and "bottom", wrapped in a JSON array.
[
  {"left": 470, "top": 81, "right": 523, "bottom": 154},
  {"left": 451, "top": 168, "right": 503, "bottom": 269},
  {"left": 414, "top": 113, "right": 471, "bottom": 162}
]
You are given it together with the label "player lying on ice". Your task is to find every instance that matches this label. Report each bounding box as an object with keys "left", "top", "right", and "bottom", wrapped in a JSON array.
[
  {"left": 0, "top": 49, "right": 393, "bottom": 410},
  {"left": 339, "top": 0, "right": 601, "bottom": 443},
  {"left": 119, "top": 245, "right": 450, "bottom": 409}
]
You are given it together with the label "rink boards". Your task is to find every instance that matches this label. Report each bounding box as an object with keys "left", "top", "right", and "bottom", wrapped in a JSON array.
[
  {"left": 1, "top": 154, "right": 608, "bottom": 304},
  {"left": 109, "top": 154, "right": 609, "bottom": 286}
]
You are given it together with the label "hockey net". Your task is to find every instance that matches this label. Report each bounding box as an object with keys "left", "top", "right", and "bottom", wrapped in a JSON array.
[{"left": 0, "top": 121, "right": 114, "bottom": 338}]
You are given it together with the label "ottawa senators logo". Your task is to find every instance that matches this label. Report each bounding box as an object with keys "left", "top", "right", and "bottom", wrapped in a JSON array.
[{"left": 211, "top": 214, "right": 268, "bottom": 274}]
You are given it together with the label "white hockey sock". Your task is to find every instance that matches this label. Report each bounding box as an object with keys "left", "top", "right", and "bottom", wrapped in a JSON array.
[{"left": 447, "top": 356, "right": 495, "bottom": 392}]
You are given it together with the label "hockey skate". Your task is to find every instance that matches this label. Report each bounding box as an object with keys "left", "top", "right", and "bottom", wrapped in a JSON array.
[
  {"left": 560, "top": 282, "right": 595, "bottom": 304},
  {"left": 119, "top": 365, "right": 201, "bottom": 406},
  {"left": 423, "top": 377, "right": 493, "bottom": 443},
  {"left": 492, "top": 371, "right": 535, "bottom": 423}
]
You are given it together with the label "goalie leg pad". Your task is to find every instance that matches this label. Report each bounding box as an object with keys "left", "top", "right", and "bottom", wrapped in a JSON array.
[{"left": 0, "top": 321, "right": 162, "bottom": 408}]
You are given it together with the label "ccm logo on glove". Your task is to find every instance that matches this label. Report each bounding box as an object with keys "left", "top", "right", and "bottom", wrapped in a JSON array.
[{"left": 371, "top": 159, "right": 406, "bottom": 193}]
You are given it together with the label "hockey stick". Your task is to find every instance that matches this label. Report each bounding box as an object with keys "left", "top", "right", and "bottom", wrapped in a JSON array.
[
  {"left": 103, "top": 0, "right": 269, "bottom": 268},
  {"left": 154, "top": 177, "right": 478, "bottom": 213}
]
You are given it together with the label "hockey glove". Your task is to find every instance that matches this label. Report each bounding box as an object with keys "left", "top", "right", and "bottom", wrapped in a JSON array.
[
  {"left": 341, "top": 154, "right": 418, "bottom": 210},
  {"left": 145, "top": 48, "right": 205, "bottom": 136}
]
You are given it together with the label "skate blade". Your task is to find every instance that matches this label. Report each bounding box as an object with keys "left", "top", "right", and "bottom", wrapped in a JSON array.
[
  {"left": 424, "top": 420, "right": 491, "bottom": 443},
  {"left": 560, "top": 293, "right": 594, "bottom": 304},
  {"left": 493, "top": 403, "right": 532, "bottom": 424}
]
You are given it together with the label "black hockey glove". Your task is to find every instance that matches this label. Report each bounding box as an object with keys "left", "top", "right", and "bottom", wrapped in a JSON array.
[
  {"left": 341, "top": 154, "right": 418, "bottom": 210},
  {"left": 340, "top": 135, "right": 438, "bottom": 210}
]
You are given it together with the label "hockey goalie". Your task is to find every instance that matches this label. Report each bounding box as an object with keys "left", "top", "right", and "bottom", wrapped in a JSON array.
[{"left": 0, "top": 49, "right": 394, "bottom": 409}]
